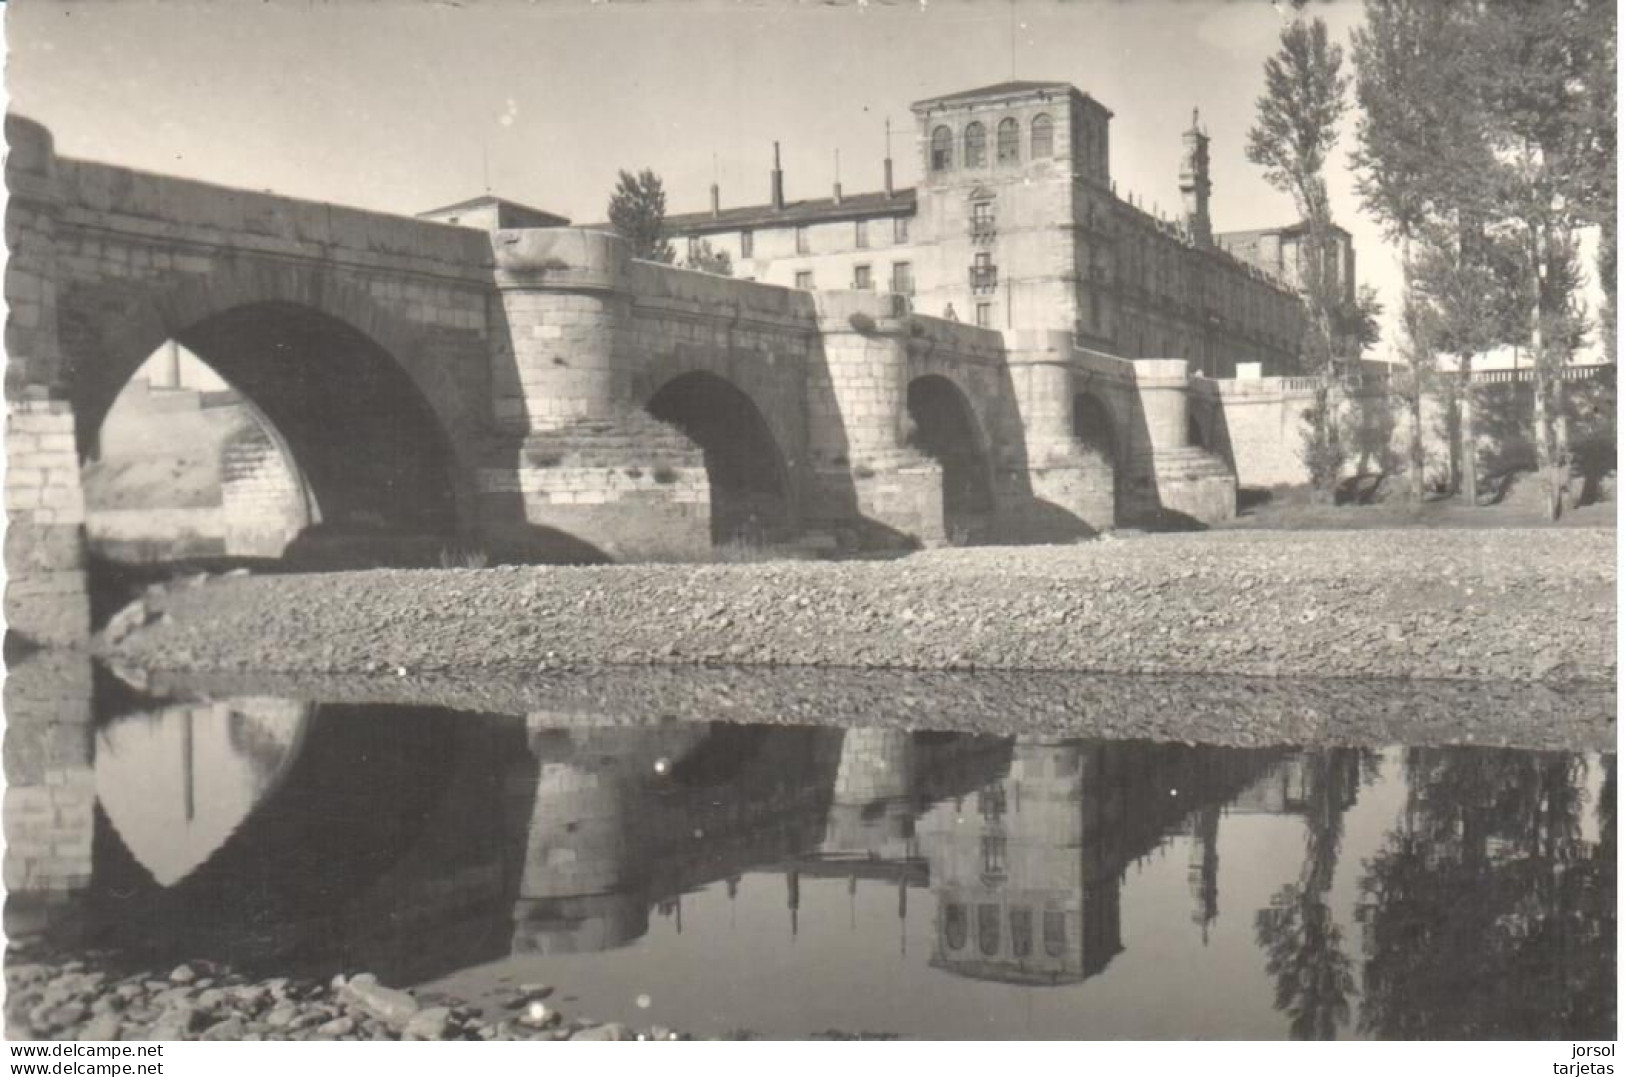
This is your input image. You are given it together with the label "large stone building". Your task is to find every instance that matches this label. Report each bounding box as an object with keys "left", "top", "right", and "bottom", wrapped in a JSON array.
[{"left": 662, "top": 81, "right": 1312, "bottom": 379}]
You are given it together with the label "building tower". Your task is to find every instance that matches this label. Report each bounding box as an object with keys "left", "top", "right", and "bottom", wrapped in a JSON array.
[{"left": 1178, "top": 109, "right": 1212, "bottom": 248}]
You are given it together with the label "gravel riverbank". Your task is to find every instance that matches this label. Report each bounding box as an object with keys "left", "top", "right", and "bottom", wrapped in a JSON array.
[
  {"left": 100, "top": 530, "right": 1615, "bottom": 686},
  {"left": 6, "top": 950, "right": 684, "bottom": 1042}
]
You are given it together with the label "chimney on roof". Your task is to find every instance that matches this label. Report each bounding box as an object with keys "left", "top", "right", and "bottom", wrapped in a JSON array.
[
  {"left": 833, "top": 148, "right": 842, "bottom": 205},
  {"left": 710, "top": 181, "right": 720, "bottom": 218},
  {"left": 883, "top": 117, "right": 895, "bottom": 197},
  {"left": 771, "top": 142, "right": 786, "bottom": 211}
]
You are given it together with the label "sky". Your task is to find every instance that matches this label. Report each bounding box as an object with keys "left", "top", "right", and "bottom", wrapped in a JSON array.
[{"left": 4, "top": 0, "right": 1592, "bottom": 364}]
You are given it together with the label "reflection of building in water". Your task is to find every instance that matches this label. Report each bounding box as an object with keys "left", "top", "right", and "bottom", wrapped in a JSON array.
[
  {"left": 818, "top": 730, "right": 1015, "bottom": 865},
  {"left": 509, "top": 723, "right": 850, "bottom": 955},
  {"left": 65, "top": 704, "right": 1294, "bottom": 990},
  {"left": 919, "top": 739, "right": 1280, "bottom": 985},
  {"left": 1225, "top": 754, "right": 1358, "bottom": 818},
  {"left": 3, "top": 653, "right": 97, "bottom": 946},
  {"left": 95, "top": 700, "right": 310, "bottom": 887}
]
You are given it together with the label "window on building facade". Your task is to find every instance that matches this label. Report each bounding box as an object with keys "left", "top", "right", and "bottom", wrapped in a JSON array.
[
  {"left": 931, "top": 126, "right": 954, "bottom": 171},
  {"left": 855, "top": 219, "right": 868, "bottom": 249},
  {"left": 1043, "top": 911, "right": 1067, "bottom": 957},
  {"left": 970, "top": 201, "right": 995, "bottom": 241},
  {"left": 853, "top": 265, "right": 872, "bottom": 290},
  {"left": 975, "top": 302, "right": 992, "bottom": 328},
  {"left": 1031, "top": 113, "right": 1054, "bottom": 158},
  {"left": 894, "top": 216, "right": 909, "bottom": 243},
  {"left": 971, "top": 250, "right": 997, "bottom": 295},
  {"left": 795, "top": 270, "right": 814, "bottom": 290},
  {"left": 740, "top": 230, "right": 753, "bottom": 258},
  {"left": 997, "top": 117, "right": 1020, "bottom": 165},
  {"left": 978, "top": 904, "right": 1002, "bottom": 956},
  {"left": 944, "top": 904, "right": 968, "bottom": 950},
  {"left": 964, "top": 122, "right": 987, "bottom": 168},
  {"left": 981, "top": 835, "right": 1007, "bottom": 879},
  {"left": 795, "top": 226, "right": 810, "bottom": 254},
  {"left": 891, "top": 262, "right": 913, "bottom": 295},
  {"left": 1010, "top": 908, "right": 1034, "bottom": 958}
]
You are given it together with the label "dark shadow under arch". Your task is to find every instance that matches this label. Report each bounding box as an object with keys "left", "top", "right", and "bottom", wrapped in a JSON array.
[
  {"left": 80, "top": 303, "right": 463, "bottom": 573},
  {"left": 646, "top": 371, "right": 794, "bottom": 545},
  {"left": 907, "top": 375, "right": 995, "bottom": 542},
  {"left": 1072, "top": 392, "right": 1116, "bottom": 462}
]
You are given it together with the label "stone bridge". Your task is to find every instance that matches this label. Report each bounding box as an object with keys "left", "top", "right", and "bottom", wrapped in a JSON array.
[{"left": 6, "top": 116, "right": 1233, "bottom": 644}]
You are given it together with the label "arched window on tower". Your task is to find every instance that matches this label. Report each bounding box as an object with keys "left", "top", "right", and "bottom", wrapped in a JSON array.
[
  {"left": 931, "top": 126, "right": 954, "bottom": 172},
  {"left": 1031, "top": 114, "right": 1054, "bottom": 158},
  {"left": 997, "top": 118, "right": 1020, "bottom": 165},
  {"left": 963, "top": 122, "right": 986, "bottom": 168}
]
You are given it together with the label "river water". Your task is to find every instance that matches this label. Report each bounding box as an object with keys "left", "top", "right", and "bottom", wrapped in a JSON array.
[{"left": 6, "top": 669, "right": 1615, "bottom": 1040}]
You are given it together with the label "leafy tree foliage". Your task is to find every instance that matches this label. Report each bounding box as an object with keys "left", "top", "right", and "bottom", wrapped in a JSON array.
[
  {"left": 1352, "top": 0, "right": 1615, "bottom": 517},
  {"left": 1357, "top": 750, "right": 1613, "bottom": 1039},
  {"left": 1246, "top": 15, "right": 1352, "bottom": 499},
  {"left": 1254, "top": 749, "right": 1371, "bottom": 1040},
  {"left": 1352, "top": 0, "right": 1494, "bottom": 502},
  {"left": 683, "top": 238, "right": 733, "bottom": 277},
  {"left": 607, "top": 168, "right": 676, "bottom": 263}
]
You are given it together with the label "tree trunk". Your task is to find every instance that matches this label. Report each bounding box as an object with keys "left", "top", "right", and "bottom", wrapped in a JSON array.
[
  {"left": 1530, "top": 230, "right": 1561, "bottom": 523},
  {"left": 1407, "top": 377, "right": 1426, "bottom": 506},
  {"left": 1399, "top": 240, "right": 1426, "bottom": 506},
  {"left": 1458, "top": 361, "right": 1478, "bottom": 507},
  {"left": 1304, "top": 200, "right": 1342, "bottom": 501}
]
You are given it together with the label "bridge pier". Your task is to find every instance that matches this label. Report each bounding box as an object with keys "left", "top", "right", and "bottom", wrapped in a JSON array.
[
  {"left": 483, "top": 229, "right": 712, "bottom": 563},
  {"left": 1005, "top": 334, "right": 1118, "bottom": 539},
  {"left": 1121, "top": 359, "right": 1236, "bottom": 526},
  {"left": 6, "top": 117, "right": 90, "bottom": 644},
  {"left": 2, "top": 652, "right": 95, "bottom": 944},
  {"left": 808, "top": 294, "right": 955, "bottom": 547},
  {"left": 5, "top": 399, "right": 92, "bottom": 645}
]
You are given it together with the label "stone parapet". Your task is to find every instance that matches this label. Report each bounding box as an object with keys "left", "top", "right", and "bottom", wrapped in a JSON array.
[{"left": 55, "top": 159, "right": 492, "bottom": 283}]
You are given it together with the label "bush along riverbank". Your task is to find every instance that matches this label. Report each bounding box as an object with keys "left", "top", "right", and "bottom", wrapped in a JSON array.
[{"left": 97, "top": 529, "right": 1616, "bottom": 686}]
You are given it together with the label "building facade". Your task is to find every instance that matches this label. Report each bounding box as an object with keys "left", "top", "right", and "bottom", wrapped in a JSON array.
[{"left": 664, "top": 81, "right": 1316, "bottom": 378}]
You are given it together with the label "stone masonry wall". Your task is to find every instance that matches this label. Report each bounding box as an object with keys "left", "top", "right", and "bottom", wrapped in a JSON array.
[
  {"left": 3, "top": 652, "right": 95, "bottom": 914},
  {"left": 6, "top": 400, "right": 90, "bottom": 644},
  {"left": 1197, "top": 371, "right": 1615, "bottom": 492},
  {"left": 220, "top": 424, "right": 312, "bottom": 557}
]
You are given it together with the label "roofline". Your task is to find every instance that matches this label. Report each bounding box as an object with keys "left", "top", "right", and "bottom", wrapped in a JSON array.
[
  {"left": 1216, "top": 220, "right": 1353, "bottom": 241},
  {"left": 650, "top": 188, "right": 918, "bottom": 236},
  {"left": 911, "top": 83, "right": 1113, "bottom": 118},
  {"left": 416, "top": 194, "right": 568, "bottom": 220}
]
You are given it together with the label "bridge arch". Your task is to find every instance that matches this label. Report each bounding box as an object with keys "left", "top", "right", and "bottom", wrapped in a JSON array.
[
  {"left": 72, "top": 296, "right": 465, "bottom": 561},
  {"left": 1071, "top": 391, "right": 1118, "bottom": 463},
  {"left": 905, "top": 373, "right": 996, "bottom": 542},
  {"left": 61, "top": 261, "right": 479, "bottom": 461},
  {"left": 645, "top": 370, "right": 795, "bottom": 546}
]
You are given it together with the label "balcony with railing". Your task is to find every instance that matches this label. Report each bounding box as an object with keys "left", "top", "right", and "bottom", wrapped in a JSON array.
[
  {"left": 969, "top": 264, "right": 999, "bottom": 295},
  {"left": 969, "top": 218, "right": 998, "bottom": 244}
]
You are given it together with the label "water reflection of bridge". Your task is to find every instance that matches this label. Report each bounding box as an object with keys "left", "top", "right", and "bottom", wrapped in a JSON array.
[{"left": 10, "top": 673, "right": 1294, "bottom": 988}]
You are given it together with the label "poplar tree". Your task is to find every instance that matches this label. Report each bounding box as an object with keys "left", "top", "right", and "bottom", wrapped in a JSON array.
[
  {"left": 1473, "top": 0, "right": 1614, "bottom": 519},
  {"left": 607, "top": 168, "right": 676, "bottom": 263},
  {"left": 1351, "top": 0, "right": 1489, "bottom": 503},
  {"left": 1245, "top": 15, "right": 1351, "bottom": 501}
]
